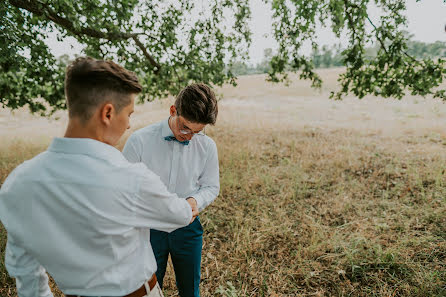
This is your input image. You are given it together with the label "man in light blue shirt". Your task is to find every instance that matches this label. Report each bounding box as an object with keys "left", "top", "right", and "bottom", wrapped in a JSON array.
[
  {"left": 123, "top": 83, "right": 220, "bottom": 297},
  {"left": 0, "top": 57, "right": 198, "bottom": 297}
]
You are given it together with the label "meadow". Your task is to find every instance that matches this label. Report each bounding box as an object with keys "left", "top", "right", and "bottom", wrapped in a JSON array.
[{"left": 0, "top": 69, "right": 445, "bottom": 296}]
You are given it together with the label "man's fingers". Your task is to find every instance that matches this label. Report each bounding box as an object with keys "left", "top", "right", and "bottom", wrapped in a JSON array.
[
  {"left": 186, "top": 198, "right": 199, "bottom": 223},
  {"left": 191, "top": 205, "right": 199, "bottom": 217},
  {"left": 189, "top": 212, "right": 198, "bottom": 224},
  {"left": 186, "top": 198, "right": 196, "bottom": 209},
  {"left": 187, "top": 199, "right": 199, "bottom": 214}
]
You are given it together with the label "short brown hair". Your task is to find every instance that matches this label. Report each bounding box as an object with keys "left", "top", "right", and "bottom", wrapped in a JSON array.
[
  {"left": 175, "top": 83, "right": 218, "bottom": 125},
  {"left": 65, "top": 57, "right": 142, "bottom": 122}
]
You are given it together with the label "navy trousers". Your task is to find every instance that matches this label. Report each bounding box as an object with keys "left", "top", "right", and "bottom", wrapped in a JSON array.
[{"left": 150, "top": 217, "right": 203, "bottom": 297}]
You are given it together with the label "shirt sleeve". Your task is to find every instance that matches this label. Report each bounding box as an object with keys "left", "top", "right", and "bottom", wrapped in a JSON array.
[
  {"left": 122, "top": 133, "right": 192, "bottom": 232},
  {"left": 190, "top": 139, "right": 220, "bottom": 211},
  {"left": 5, "top": 235, "right": 53, "bottom": 297},
  {"left": 122, "top": 134, "right": 142, "bottom": 163},
  {"left": 123, "top": 165, "right": 193, "bottom": 233}
]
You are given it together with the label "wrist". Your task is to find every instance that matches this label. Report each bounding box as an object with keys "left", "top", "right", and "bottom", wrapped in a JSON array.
[{"left": 187, "top": 197, "right": 198, "bottom": 208}]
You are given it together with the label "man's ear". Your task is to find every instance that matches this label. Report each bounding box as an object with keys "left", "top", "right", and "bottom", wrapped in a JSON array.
[
  {"left": 100, "top": 103, "right": 114, "bottom": 126},
  {"left": 170, "top": 105, "right": 176, "bottom": 117}
]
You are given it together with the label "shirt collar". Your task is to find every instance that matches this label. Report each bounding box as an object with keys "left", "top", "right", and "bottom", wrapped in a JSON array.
[
  {"left": 161, "top": 117, "right": 174, "bottom": 138},
  {"left": 48, "top": 137, "right": 127, "bottom": 164}
]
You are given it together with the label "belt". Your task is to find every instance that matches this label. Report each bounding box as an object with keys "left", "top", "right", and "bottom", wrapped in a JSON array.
[
  {"left": 125, "top": 274, "right": 157, "bottom": 297},
  {"left": 67, "top": 274, "right": 157, "bottom": 297}
]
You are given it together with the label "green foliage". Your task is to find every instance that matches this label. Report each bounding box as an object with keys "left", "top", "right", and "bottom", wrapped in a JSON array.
[
  {"left": 1, "top": 0, "right": 251, "bottom": 115},
  {"left": 229, "top": 48, "right": 273, "bottom": 76},
  {"left": 1, "top": 0, "right": 446, "bottom": 115},
  {"left": 233, "top": 39, "right": 446, "bottom": 76},
  {"left": 310, "top": 40, "right": 446, "bottom": 69},
  {"left": 311, "top": 45, "right": 344, "bottom": 68},
  {"left": 406, "top": 40, "right": 446, "bottom": 59},
  {"left": 268, "top": 0, "right": 445, "bottom": 100}
]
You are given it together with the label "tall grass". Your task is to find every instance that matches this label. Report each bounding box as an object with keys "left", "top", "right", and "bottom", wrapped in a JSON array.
[{"left": 1, "top": 126, "right": 445, "bottom": 296}]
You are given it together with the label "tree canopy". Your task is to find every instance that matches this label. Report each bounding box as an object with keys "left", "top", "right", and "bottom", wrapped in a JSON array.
[{"left": 1, "top": 0, "right": 445, "bottom": 115}]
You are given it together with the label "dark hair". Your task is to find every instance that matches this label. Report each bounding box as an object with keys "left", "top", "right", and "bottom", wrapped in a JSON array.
[
  {"left": 65, "top": 57, "right": 142, "bottom": 122},
  {"left": 175, "top": 83, "right": 218, "bottom": 125}
]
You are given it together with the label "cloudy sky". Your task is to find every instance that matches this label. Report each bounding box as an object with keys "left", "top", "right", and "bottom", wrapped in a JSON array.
[{"left": 47, "top": 0, "right": 446, "bottom": 64}]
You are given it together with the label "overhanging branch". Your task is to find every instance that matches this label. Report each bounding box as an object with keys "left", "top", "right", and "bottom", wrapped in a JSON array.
[
  {"left": 9, "top": 0, "right": 161, "bottom": 71},
  {"left": 366, "top": 16, "right": 389, "bottom": 55},
  {"left": 366, "top": 16, "right": 419, "bottom": 64},
  {"left": 343, "top": 0, "right": 360, "bottom": 42},
  {"left": 132, "top": 36, "right": 161, "bottom": 73}
]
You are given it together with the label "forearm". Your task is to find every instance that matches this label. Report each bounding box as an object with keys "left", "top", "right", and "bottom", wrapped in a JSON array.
[
  {"left": 131, "top": 193, "right": 193, "bottom": 232},
  {"left": 192, "top": 139, "right": 220, "bottom": 211},
  {"left": 190, "top": 185, "right": 219, "bottom": 211}
]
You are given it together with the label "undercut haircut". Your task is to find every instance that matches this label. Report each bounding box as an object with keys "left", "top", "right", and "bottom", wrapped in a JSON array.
[
  {"left": 175, "top": 83, "right": 218, "bottom": 125},
  {"left": 65, "top": 57, "right": 142, "bottom": 122}
]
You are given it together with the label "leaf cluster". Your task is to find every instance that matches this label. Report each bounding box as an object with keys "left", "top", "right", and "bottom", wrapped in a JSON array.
[
  {"left": 267, "top": 0, "right": 445, "bottom": 100},
  {"left": 1, "top": 0, "right": 251, "bottom": 114},
  {"left": 1, "top": 0, "right": 445, "bottom": 115}
]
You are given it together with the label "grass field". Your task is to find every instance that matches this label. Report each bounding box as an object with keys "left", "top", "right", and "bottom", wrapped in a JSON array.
[{"left": 1, "top": 69, "right": 445, "bottom": 296}]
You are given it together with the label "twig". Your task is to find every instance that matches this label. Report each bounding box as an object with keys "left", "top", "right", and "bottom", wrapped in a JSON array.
[
  {"left": 366, "top": 16, "right": 388, "bottom": 55},
  {"left": 367, "top": 15, "right": 419, "bottom": 64}
]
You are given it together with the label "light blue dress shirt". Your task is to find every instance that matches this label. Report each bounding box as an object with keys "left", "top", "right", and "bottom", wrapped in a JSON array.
[
  {"left": 123, "top": 118, "right": 220, "bottom": 212},
  {"left": 0, "top": 138, "right": 192, "bottom": 297}
]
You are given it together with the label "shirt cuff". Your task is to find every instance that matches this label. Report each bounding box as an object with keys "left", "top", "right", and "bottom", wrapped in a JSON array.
[{"left": 188, "top": 194, "right": 203, "bottom": 211}]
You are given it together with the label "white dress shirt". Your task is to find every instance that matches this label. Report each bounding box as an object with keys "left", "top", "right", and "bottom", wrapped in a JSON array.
[
  {"left": 0, "top": 138, "right": 192, "bottom": 297},
  {"left": 123, "top": 118, "right": 220, "bottom": 212}
]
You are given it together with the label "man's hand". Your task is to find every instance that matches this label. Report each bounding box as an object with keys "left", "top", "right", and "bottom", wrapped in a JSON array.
[{"left": 186, "top": 197, "right": 199, "bottom": 223}]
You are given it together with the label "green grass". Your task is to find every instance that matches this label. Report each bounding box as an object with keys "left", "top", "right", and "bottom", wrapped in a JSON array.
[{"left": 1, "top": 127, "right": 445, "bottom": 296}]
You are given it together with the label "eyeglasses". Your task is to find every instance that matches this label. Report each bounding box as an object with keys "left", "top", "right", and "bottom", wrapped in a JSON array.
[{"left": 175, "top": 116, "right": 205, "bottom": 136}]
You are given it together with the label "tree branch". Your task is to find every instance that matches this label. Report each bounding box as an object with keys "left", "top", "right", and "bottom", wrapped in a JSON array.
[
  {"left": 9, "top": 0, "right": 161, "bottom": 71},
  {"left": 366, "top": 16, "right": 419, "bottom": 64},
  {"left": 342, "top": 0, "right": 360, "bottom": 43},
  {"left": 366, "top": 16, "right": 388, "bottom": 55},
  {"left": 132, "top": 36, "right": 161, "bottom": 73}
]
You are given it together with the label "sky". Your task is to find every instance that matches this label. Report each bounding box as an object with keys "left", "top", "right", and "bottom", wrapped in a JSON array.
[
  {"left": 47, "top": 0, "right": 446, "bottom": 65},
  {"left": 247, "top": 0, "right": 446, "bottom": 63}
]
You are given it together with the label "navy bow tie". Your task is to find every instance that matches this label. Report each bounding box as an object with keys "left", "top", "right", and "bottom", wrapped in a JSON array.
[{"left": 164, "top": 136, "right": 189, "bottom": 145}]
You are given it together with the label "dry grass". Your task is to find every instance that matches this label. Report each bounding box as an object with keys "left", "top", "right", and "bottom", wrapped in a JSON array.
[
  {"left": 1, "top": 70, "right": 445, "bottom": 296},
  {"left": 195, "top": 127, "right": 445, "bottom": 296}
]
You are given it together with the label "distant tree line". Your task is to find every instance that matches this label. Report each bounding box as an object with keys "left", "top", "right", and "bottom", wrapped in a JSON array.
[{"left": 231, "top": 40, "right": 446, "bottom": 76}]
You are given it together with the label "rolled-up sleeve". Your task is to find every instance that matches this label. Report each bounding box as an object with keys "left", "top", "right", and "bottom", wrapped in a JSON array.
[{"left": 5, "top": 235, "right": 53, "bottom": 297}]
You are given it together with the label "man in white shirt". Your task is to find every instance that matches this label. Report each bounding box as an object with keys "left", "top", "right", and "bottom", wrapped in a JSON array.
[
  {"left": 0, "top": 57, "right": 198, "bottom": 297},
  {"left": 123, "top": 83, "right": 220, "bottom": 297}
]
